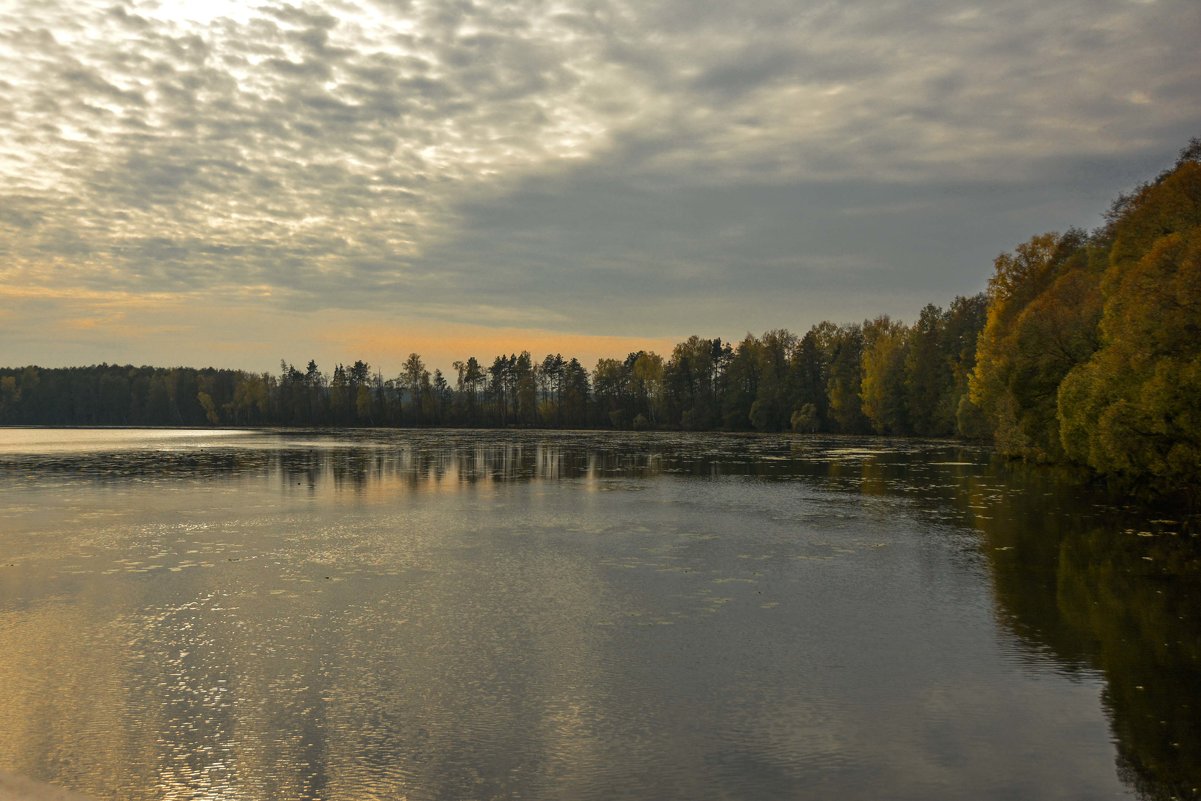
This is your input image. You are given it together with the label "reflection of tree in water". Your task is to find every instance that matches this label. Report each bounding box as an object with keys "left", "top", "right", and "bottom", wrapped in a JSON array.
[
  {"left": 266, "top": 434, "right": 823, "bottom": 490},
  {"left": 961, "top": 462, "right": 1201, "bottom": 801},
  {"left": 0, "top": 431, "right": 919, "bottom": 489},
  {"left": 1058, "top": 528, "right": 1201, "bottom": 801}
]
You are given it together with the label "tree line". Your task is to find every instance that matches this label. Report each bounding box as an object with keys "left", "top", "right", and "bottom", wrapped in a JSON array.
[
  {"left": 1, "top": 138, "right": 1198, "bottom": 493},
  {"left": 0, "top": 305, "right": 987, "bottom": 438}
]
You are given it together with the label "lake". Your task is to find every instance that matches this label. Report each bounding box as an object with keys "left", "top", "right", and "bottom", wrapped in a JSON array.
[{"left": 0, "top": 429, "right": 1197, "bottom": 800}]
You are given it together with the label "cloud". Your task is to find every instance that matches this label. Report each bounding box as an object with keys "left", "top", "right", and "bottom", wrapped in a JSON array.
[{"left": 0, "top": 0, "right": 1198, "bottom": 358}]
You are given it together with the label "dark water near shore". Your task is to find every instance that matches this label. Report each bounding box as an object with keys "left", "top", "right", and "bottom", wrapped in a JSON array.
[{"left": 0, "top": 429, "right": 1198, "bottom": 801}]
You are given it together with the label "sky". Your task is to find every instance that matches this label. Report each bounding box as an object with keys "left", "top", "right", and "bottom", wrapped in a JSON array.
[{"left": 1, "top": 0, "right": 1199, "bottom": 375}]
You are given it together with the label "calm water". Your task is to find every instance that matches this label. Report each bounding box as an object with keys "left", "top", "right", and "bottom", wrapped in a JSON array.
[{"left": 0, "top": 429, "right": 1197, "bottom": 801}]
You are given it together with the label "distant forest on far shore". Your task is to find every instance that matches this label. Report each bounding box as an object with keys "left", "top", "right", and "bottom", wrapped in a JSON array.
[{"left": 3, "top": 139, "right": 1199, "bottom": 496}]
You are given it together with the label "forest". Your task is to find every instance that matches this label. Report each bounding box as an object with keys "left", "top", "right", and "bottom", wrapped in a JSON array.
[{"left": 2, "top": 140, "right": 1198, "bottom": 495}]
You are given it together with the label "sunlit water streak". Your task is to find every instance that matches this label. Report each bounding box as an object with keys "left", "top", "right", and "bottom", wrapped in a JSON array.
[{"left": 1, "top": 429, "right": 1197, "bottom": 800}]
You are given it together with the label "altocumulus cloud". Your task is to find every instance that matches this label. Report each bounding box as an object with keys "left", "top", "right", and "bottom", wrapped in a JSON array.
[{"left": 0, "top": 0, "right": 1198, "bottom": 339}]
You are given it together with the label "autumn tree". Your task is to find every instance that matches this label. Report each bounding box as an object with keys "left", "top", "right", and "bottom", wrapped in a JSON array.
[
  {"left": 969, "top": 230, "right": 1098, "bottom": 460},
  {"left": 1058, "top": 152, "right": 1201, "bottom": 493},
  {"left": 860, "top": 316, "right": 909, "bottom": 434},
  {"left": 942, "top": 294, "right": 989, "bottom": 438},
  {"left": 627, "top": 351, "right": 662, "bottom": 428},
  {"left": 593, "top": 357, "right": 630, "bottom": 428},
  {"left": 902, "top": 305, "right": 947, "bottom": 436},
  {"left": 789, "top": 325, "right": 832, "bottom": 432},
  {"left": 826, "top": 324, "right": 869, "bottom": 433}
]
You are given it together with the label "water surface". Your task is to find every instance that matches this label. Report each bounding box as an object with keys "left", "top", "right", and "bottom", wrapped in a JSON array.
[{"left": 1, "top": 429, "right": 1197, "bottom": 800}]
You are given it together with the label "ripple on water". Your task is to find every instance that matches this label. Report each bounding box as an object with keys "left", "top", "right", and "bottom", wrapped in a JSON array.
[{"left": 0, "top": 431, "right": 1192, "bottom": 801}]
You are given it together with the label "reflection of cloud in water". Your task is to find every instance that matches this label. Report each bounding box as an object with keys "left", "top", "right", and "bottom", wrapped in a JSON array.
[{"left": 0, "top": 427, "right": 257, "bottom": 453}]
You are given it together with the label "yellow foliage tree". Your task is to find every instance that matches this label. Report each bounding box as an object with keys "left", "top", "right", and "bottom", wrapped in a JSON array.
[
  {"left": 969, "top": 231, "right": 1098, "bottom": 461},
  {"left": 1058, "top": 156, "right": 1201, "bottom": 492}
]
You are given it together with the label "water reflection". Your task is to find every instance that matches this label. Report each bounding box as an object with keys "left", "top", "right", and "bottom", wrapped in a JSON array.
[
  {"left": 0, "top": 429, "right": 1197, "bottom": 800},
  {"left": 831, "top": 450, "right": 1201, "bottom": 801},
  {"left": 0, "top": 430, "right": 1001, "bottom": 494},
  {"left": 962, "top": 467, "right": 1201, "bottom": 801}
]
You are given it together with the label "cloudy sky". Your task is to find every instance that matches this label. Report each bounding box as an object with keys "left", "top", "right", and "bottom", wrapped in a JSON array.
[{"left": 1, "top": 0, "right": 1198, "bottom": 373}]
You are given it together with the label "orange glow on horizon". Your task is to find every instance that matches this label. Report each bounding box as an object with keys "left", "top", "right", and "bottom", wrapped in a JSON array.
[
  {"left": 320, "top": 319, "right": 681, "bottom": 374},
  {"left": 0, "top": 284, "right": 685, "bottom": 374}
]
